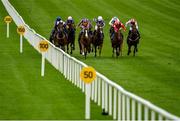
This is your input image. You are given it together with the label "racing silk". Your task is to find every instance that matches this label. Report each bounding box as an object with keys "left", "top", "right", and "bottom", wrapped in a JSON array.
[
  {"left": 109, "top": 17, "right": 120, "bottom": 26},
  {"left": 66, "top": 20, "right": 75, "bottom": 25},
  {"left": 77, "top": 19, "right": 92, "bottom": 30},
  {"left": 113, "top": 21, "right": 126, "bottom": 32},
  {"left": 54, "top": 20, "right": 65, "bottom": 30},
  {"left": 65, "top": 20, "right": 75, "bottom": 28},
  {"left": 54, "top": 20, "right": 60, "bottom": 27},
  {"left": 95, "top": 20, "right": 105, "bottom": 28},
  {"left": 94, "top": 19, "right": 105, "bottom": 30},
  {"left": 125, "top": 19, "right": 138, "bottom": 30}
]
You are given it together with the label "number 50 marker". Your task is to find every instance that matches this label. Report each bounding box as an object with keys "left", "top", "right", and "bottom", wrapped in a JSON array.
[{"left": 80, "top": 66, "right": 96, "bottom": 119}]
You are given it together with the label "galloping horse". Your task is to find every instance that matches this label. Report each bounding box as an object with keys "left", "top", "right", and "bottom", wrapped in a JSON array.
[
  {"left": 80, "top": 28, "right": 91, "bottom": 59},
  {"left": 127, "top": 25, "right": 140, "bottom": 56},
  {"left": 92, "top": 24, "right": 104, "bottom": 57},
  {"left": 111, "top": 28, "right": 123, "bottom": 57},
  {"left": 53, "top": 22, "right": 68, "bottom": 51},
  {"left": 66, "top": 23, "right": 75, "bottom": 54}
]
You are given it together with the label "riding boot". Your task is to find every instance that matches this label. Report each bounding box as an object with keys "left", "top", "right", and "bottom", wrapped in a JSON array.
[{"left": 111, "top": 32, "right": 114, "bottom": 40}]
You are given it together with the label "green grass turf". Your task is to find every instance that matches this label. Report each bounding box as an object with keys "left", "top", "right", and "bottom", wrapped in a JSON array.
[
  {"left": 1, "top": 0, "right": 180, "bottom": 118},
  {"left": 0, "top": 1, "right": 113, "bottom": 120}
]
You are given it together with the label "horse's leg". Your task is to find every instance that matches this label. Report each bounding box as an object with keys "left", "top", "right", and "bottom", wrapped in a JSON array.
[
  {"left": 99, "top": 45, "right": 102, "bottom": 57},
  {"left": 72, "top": 36, "right": 75, "bottom": 50},
  {"left": 67, "top": 44, "right": 69, "bottom": 54},
  {"left": 95, "top": 45, "right": 97, "bottom": 57},
  {"left": 81, "top": 43, "right": 85, "bottom": 56},
  {"left": 134, "top": 44, "right": 137, "bottom": 56},
  {"left": 92, "top": 44, "right": 94, "bottom": 52},
  {"left": 120, "top": 43, "right": 123, "bottom": 56},
  {"left": 136, "top": 43, "right": 138, "bottom": 52},
  {"left": 116, "top": 47, "right": 120, "bottom": 58},
  {"left": 112, "top": 47, "right": 115, "bottom": 57},
  {"left": 127, "top": 43, "right": 131, "bottom": 55},
  {"left": 84, "top": 47, "right": 87, "bottom": 59},
  {"left": 70, "top": 42, "right": 73, "bottom": 54}
]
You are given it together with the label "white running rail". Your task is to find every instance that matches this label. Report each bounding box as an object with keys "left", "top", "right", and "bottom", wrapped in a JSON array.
[{"left": 2, "top": 0, "right": 179, "bottom": 120}]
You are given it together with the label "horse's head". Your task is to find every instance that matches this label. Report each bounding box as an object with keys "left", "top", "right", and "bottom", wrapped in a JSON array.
[
  {"left": 132, "top": 24, "right": 137, "bottom": 33},
  {"left": 82, "top": 28, "right": 89, "bottom": 38},
  {"left": 57, "top": 21, "right": 64, "bottom": 31},
  {"left": 96, "top": 24, "right": 103, "bottom": 34},
  {"left": 128, "top": 25, "right": 140, "bottom": 42}
]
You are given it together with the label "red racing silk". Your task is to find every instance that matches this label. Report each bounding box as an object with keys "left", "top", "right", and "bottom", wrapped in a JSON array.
[{"left": 113, "top": 22, "right": 126, "bottom": 32}]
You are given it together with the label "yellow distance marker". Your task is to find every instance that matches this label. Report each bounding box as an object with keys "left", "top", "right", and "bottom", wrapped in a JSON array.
[
  {"left": 39, "top": 40, "right": 49, "bottom": 77},
  {"left": 4, "top": 16, "right": 12, "bottom": 23},
  {"left": 17, "top": 26, "right": 25, "bottom": 35},
  {"left": 80, "top": 66, "right": 96, "bottom": 84},
  {"left": 4, "top": 16, "right": 12, "bottom": 38},
  {"left": 80, "top": 66, "right": 96, "bottom": 119},
  {"left": 38, "top": 40, "right": 49, "bottom": 52}
]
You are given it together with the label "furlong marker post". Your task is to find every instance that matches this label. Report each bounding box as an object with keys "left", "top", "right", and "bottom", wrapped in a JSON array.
[
  {"left": 4, "top": 16, "right": 12, "bottom": 38},
  {"left": 80, "top": 67, "right": 96, "bottom": 119},
  {"left": 17, "top": 26, "right": 25, "bottom": 53},
  {"left": 38, "top": 40, "right": 49, "bottom": 77}
]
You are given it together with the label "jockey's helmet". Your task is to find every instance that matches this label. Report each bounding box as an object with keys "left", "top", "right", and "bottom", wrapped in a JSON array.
[
  {"left": 83, "top": 18, "right": 88, "bottom": 24},
  {"left": 98, "top": 16, "right": 103, "bottom": 21},
  {"left": 59, "top": 20, "right": 63, "bottom": 24},
  {"left": 113, "top": 16, "right": 117, "bottom": 19},
  {"left": 113, "top": 16, "right": 120, "bottom": 22},
  {"left": 114, "top": 20, "right": 119, "bottom": 25},
  {"left": 131, "top": 19, "right": 135, "bottom": 25},
  {"left": 56, "top": 16, "right": 61, "bottom": 21},
  {"left": 68, "top": 16, "right": 73, "bottom": 20}
]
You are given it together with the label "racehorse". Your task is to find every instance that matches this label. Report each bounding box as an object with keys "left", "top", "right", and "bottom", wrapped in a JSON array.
[
  {"left": 92, "top": 24, "right": 104, "bottom": 57},
  {"left": 66, "top": 23, "right": 75, "bottom": 54},
  {"left": 79, "top": 28, "right": 91, "bottom": 59},
  {"left": 111, "top": 28, "right": 123, "bottom": 57},
  {"left": 127, "top": 25, "right": 140, "bottom": 56},
  {"left": 53, "top": 22, "right": 68, "bottom": 51}
]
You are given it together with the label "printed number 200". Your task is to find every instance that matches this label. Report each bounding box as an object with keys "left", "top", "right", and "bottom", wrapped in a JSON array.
[{"left": 84, "top": 71, "right": 93, "bottom": 78}]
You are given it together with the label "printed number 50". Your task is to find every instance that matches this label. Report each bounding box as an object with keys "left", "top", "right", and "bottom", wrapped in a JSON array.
[{"left": 84, "top": 71, "right": 93, "bottom": 78}]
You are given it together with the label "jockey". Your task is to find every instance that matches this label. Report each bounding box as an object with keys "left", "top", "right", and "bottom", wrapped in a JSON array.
[
  {"left": 94, "top": 16, "right": 105, "bottom": 33},
  {"left": 50, "top": 16, "right": 61, "bottom": 35},
  {"left": 54, "top": 16, "right": 62, "bottom": 29},
  {"left": 109, "top": 16, "right": 119, "bottom": 26},
  {"left": 50, "top": 16, "right": 67, "bottom": 35},
  {"left": 125, "top": 18, "right": 139, "bottom": 35},
  {"left": 49, "top": 16, "right": 62, "bottom": 42},
  {"left": 77, "top": 18, "right": 93, "bottom": 54},
  {"left": 77, "top": 18, "right": 93, "bottom": 40},
  {"left": 65, "top": 16, "right": 75, "bottom": 30},
  {"left": 65, "top": 16, "right": 76, "bottom": 49},
  {"left": 109, "top": 16, "right": 120, "bottom": 40},
  {"left": 77, "top": 18, "right": 93, "bottom": 32},
  {"left": 109, "top": 17, "right": 126, "bottom": 40},
  {"left": 113, "top": 20, "right": 126, "bottom": 32}
]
